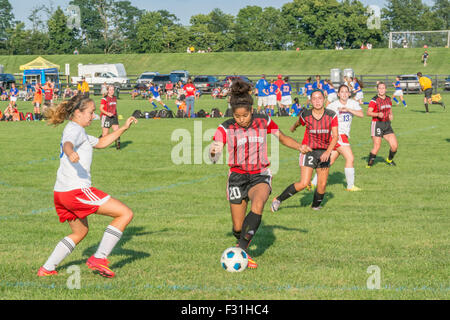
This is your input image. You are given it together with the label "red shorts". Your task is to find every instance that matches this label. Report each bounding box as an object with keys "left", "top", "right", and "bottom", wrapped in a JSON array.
[
  {"left": 54, "top": 187, "right": 111, "bottom": 223},
  {"left": 335, "top": 134, "right": 350, "bottom": 150}
]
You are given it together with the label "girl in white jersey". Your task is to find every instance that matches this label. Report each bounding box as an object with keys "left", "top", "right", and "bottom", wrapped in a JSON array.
[
  {"left": 37, "top": 95, "right": 137, "bottom": 278},
  {"left": 311, "top": 84, "right": 364, "bottom": 191}
]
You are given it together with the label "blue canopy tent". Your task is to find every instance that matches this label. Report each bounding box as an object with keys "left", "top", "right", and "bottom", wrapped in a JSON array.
[{"left": 22, "top": 68, "right": 61, "bottom": 90}]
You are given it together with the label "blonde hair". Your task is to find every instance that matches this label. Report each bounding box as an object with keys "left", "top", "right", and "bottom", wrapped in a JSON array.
[{"left": 45, "top": 95, "right": 93, "bottom": 126}]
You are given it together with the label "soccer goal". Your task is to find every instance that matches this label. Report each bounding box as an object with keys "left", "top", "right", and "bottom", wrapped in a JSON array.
[{"left": 388, "top": 30, "right": 450, "bottom": 48}]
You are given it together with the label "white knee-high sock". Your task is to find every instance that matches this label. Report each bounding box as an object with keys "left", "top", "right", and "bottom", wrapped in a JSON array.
[
  {"left": 94, "top": 225, "right": 123, "bottom": 259},
  {"left": 311, "top": 173, "right": 318, "bottom": 186},
  {"left": 43, "top": 236, "right": 76, "bottom": 271},
  {"left": 345, "top": 167, "right": 355, "bottom": 189}
]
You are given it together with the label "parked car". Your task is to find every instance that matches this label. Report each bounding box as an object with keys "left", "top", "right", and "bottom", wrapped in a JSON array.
[
  {"left": 0, "top": 73, "right": 16, "bottom": 91},
  {"left": 193, "top": 75, "right": 219, "bottom": 92},
  {"left": 137, "top": 71, "right": 159, "bottom": 85},
  {"left": 220, "top": 75, "right": 253, "bottom": 87},
  {"left": 71, "top": 63, "right": 131, "bottom": 89},
  {"left": 152, "top": 74, "right": 180, "bottom": 90},
  {"left": 398, "top": 74, "right": 420, "bottom": 93},
  {"left": 445, "top": 76, "right": 450, "bottom": 91},
  {"left": 170, "top": 70, "right": 190, "bottom": 84}
]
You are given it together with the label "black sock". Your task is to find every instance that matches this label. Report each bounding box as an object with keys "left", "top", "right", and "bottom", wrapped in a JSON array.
[
  {"left": 277, "top": 183, "right": 298, "bottom": 202},
  {"left": 368, "top": 153, "right": 376, "bottom": 166},
  {"left": 312, "top": 191, "right": 325, "bottom": 208},
  {"left": 425, "top": 103, "right": 429, "bottom": 112},
  {"left": 238, "top": 211, "right": 261, "bottom": 251},
  {"left": 388, "top": 150, "right": 397, "bottom": 161},
  {"left": 232, "top": 228, "right": 241, "bottom": 241}
]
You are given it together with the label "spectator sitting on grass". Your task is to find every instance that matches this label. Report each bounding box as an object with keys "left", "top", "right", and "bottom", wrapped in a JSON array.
[{"left": 212, "top": 87, "right": 220, "bottom": 99}]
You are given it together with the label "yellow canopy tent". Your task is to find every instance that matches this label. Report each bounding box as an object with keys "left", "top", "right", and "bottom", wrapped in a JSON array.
[{"left": 19, "top": 56, "right": 60, "bottom": 71}]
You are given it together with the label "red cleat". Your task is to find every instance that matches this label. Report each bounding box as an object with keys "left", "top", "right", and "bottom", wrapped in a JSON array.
[
  {"left": 86, "top": 256, "right": 115, "bottom": 278},
  {"left": 37, "top": 267, "right": 58, "bottom": 277},
  {"left": 247, "top": 254, "right": 258, "bottom": 269}
]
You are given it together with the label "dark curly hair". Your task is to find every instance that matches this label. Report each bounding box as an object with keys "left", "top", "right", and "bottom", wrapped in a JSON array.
[{"left": 230, "top": 79, "right": 253, "bottom": 112}]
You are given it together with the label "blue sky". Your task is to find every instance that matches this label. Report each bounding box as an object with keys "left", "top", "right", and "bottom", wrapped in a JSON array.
[{"left": 12, "top": 0, "right": 434, "bottom": 27}]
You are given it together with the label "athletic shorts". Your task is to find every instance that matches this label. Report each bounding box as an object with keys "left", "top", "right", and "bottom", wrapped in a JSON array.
[
  {"left": 299, "top": 149, "right": 331, "bottom": 169},
  {"left": 424, "top": 88, "right": 433, "bottom": 99},
  {"left": 335, "top": 134, "right": 350, "bottom": 149},
  {"left": 227, "top": 170, "right": 272, "bottom": 204},
  {"left": 54, "top": 187, "right": 111, "bottom": 223},
  {"left": 267, "top": 95, "right": 277, "bottom": 106},
  {"left": 152, "top": 95, "right": 162, "bottom": 102},
  {"left": 393, "top": 89, "right": 403, "bottom": 97},
  {"left": 354, "top": 91, "right": 364, "bottom": 101},
  {"left": 101, "top": 115, "right": 119, "bottom": 128},
  {"left": 257, "top": 96, "right": 268, "bottom": 107},
  {"left": 10, "top": 96, "right": 17, "bottom": 102},
  {"left": 371, "top": 121, "right": 394, "bottom": 137},
  {"left": 281, "top": 95, "right": 292, "bottom": 106}
]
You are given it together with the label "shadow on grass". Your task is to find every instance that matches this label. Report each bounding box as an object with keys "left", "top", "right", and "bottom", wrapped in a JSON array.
[
  {"left": 110, "top": 140, "right": 133, "bottom": 150},
  {"left": 227, "top": 223, "right": 308, "bottom": 259},
  {"left": 59, "top": 226, "right": 166, "bottom": 271}
]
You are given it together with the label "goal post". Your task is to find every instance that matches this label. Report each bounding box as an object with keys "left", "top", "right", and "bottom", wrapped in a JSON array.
[{"left": 388, "top": 30, "right": 450, "bottom": 48}]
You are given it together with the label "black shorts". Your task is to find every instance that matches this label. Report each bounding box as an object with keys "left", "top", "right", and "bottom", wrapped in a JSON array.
[
  {"left": 424, "top": 88, "right": 432, "bottom": 99},
  {"left": 101, "top": 115, "right": 119, "bottom": 128},
  {"left": 299, "top": 149, "right": 331, "bottom": 169},
  {"left": 371, "top": 121, "right": 394, "bottom": 137},
  {"left": 227, "top": 170, "right": 272, "bottom": 204}
]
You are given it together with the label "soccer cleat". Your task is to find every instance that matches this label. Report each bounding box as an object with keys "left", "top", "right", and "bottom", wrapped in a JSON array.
[
  {"left": 271, "top": 198, "right": 281, "bottom": 213},
  {"left": 311, "top": 206, "right": 322, "bottom": 211},
  {"left": 386, "top": 158, "right": 396, "bottom": 166},
  {"left": 86, "top": 256, "right": 115, "bottom": 278},
  {"left": 37, "top": 267, "right": 58, "bottom": 277},
  {"left": 247, "top": 254, "right": 258, "bottom": 269},
  {"left": 116, "top": 141, "right": 120, "bottom": 150},
  {"left": 346, "top": 185, "right": 362, "bottom": 192}
]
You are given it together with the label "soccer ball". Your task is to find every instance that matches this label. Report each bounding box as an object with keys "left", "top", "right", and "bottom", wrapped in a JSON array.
[{"left": 220, "top": 247, "right": 248, "bottom": 272}]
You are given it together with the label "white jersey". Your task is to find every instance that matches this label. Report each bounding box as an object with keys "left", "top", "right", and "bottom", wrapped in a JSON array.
[
  {"left": 54, "top": 121, "right": 99, "bottom": 192},
  {"left": 326, "top": 99, "right": 362, "bottom": 137}
]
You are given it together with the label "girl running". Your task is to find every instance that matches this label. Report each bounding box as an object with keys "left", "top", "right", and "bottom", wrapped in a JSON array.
[
  {"left": 311, "top": 85, "right": 364, "bottom": 191},
  {"left": 392, "top": 76, "right": 407, "bottom": 108},
  {"left": 271, "top": 89, "right": 338, "bottom": 211},
  {"left": 37, "top": 95, "right": 137, "bottom": 278},
  {"left": 366, "top": 82, "right": 398, "bottom": 167},
  {"left": 209, "top": 79, "right": 301, "bottom": 269}
]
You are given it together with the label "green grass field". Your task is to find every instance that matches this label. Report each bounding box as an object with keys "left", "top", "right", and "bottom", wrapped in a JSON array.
[
  {"left": 1, "top": 48, "right": 449, "bottom": 77},
  {"left": 0, "top": 91, "right": 449, "bottom": 300}
]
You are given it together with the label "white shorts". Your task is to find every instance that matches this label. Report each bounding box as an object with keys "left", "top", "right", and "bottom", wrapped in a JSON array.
[
  {"left": 393, "top": 89, "right": 403, "bottom": 97},
  {"left": 354, "top": 91, "right": 364, "bottom": 101},
  {"left": 257, "top": 96, "right": 268, "bottom": 107},
  {"left": 10, "top": 96, "right": 17, "bottom": 102},
  {"left": 327, "top": 92, "right": 338, "bottom": 102},
  {"left": 152, "top": 95, "right": 161, "bottom": 102},
  {"left": 281, "top": 95, "right": 292, "bottom": 106},
  {"left": 268, "top": 95, "right": 277, "bottom": 106}
]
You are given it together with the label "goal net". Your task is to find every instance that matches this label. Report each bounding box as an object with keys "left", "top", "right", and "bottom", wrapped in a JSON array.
[{"left": 389, "top": 30, "right": 450, "bottom": 48}]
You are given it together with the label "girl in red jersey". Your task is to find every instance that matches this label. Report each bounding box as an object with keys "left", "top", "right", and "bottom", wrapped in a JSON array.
[
  {"left": 271, "top": 89, "right": 338, "bottom": 211},
  {"left": 366, "top": 82, "right": 398, "bottom": 167},
  {"left": 37, "top": 95, "right": 137, "bottom": 278},
  {"left": 100, "top": 85, "right": 121, "bottom": 149},
  {"left": 209, "top": 79, "right": 301, "bottom": 269}
]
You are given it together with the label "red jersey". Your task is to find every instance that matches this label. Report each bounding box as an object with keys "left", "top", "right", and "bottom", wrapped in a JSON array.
[
  {"left": 274, "top": 79, "right": 284, "bottom": 101},
  {"left": 369, "top": 95, "right": 392, "bottom": 122},
  {"left": 213, "top": 114, "right": 279, "bottom": 174},
  {"left": 101, "top": 96, "right": 117, "bottom": 116},
  {"left": 299, "top": 109, "right": 338, "bottom": 150},
  {"left": 183, "top": 83, "right": 196, "bottom": 97},
  {"left": 44, "top": 88, "right": 53, "bottom": 100}
]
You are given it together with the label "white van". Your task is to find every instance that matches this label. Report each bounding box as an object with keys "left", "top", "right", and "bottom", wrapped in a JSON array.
[{"left": 71, "top": 63, "right": 131, "bottom": 88}]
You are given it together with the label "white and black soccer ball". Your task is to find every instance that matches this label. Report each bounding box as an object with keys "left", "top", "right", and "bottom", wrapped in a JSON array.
[{"left": 220, "top": 247, "right": 248, "bottom": 272}]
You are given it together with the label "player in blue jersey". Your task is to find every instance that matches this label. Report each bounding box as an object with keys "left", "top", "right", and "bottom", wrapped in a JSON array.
[
  {"left": 312, "top": 75, "right": 324, "bottom": 91},
  {"left": 267, "top": 79, "right": 279, "bottom": 116},
  {"left": 280, "top": 77, "right": 292, "bottom": 114},
  {"left": 303, "top": 77, "right": 314, "bottom": 109},
  {"left": 290, "top": 97, "right": 301, "bottom": 117},
  {"left": 9, "top": 83, "right": 19, "bottom": 108},
  {"left": 351, "top": 77, "right": 366, "bottom": 105},
  {"left": 148, "top": 83, "right": 170, "bottom": 111},
  {"left": 255, "top": 74, "right": 269, "bottom": 112},
  {"left": 392, "top": 76, "right": 407, "bottom": 108},
  {"left": 323, "top": 79, "right": 338, "bottom": 106}
]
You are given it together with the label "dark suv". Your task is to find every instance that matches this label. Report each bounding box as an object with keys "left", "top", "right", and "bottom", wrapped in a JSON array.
[
  {"left": 221, "top": 75, "right": 252, "bottom": 87},
  {"left": 0, "top": 73, "right": 16, "bottom": 91},
  {"left": 193, "top": 76, "right": 219, "bottom": 92},
  {"left": 152, "top": 74, "right": 180, "bottom": 89}
]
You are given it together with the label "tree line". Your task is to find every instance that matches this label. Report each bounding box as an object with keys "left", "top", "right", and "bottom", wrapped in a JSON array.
[{"left": 0, "top": 0, "right": 448, "bottom": 55}]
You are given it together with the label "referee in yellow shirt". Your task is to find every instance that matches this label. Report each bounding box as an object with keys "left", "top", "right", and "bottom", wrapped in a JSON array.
[
  {"left": 417, "top": 72, "right": 445, "bottom": 113},
  {"left": 77, "top": 77, "right": 90, "bottom": 98}
]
